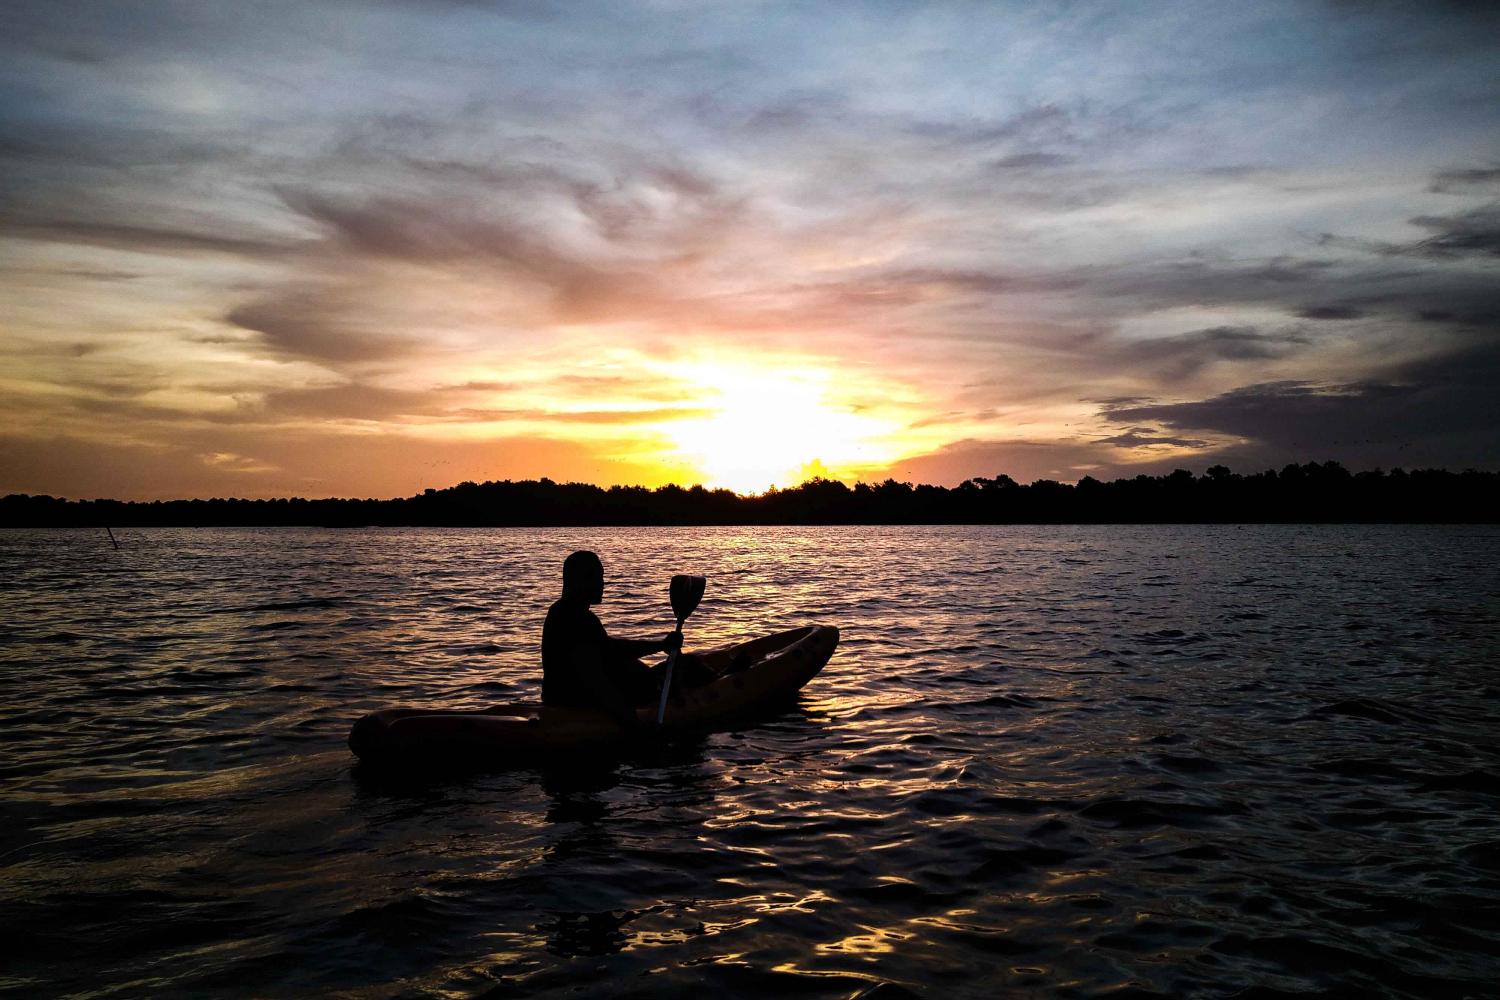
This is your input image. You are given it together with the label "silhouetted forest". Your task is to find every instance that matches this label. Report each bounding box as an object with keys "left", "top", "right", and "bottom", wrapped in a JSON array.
[{"left": 4, "top": 463, "right": 1498, "bottom": 527}]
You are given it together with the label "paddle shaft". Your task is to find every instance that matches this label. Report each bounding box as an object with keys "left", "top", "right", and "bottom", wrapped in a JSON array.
[
  {"left": 655, "top": 574, "right": 706, "bottom": 726},
  {"left": 655, "top": 616, "right": 685, "bottom": 725}
]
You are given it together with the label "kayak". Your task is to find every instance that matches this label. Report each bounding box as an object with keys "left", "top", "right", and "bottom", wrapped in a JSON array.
[{"left": 348, "top": 625, "right": 839, "bottom": 766}]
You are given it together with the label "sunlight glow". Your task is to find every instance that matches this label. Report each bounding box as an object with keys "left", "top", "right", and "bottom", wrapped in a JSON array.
[{"left": 652, "top": 360, "right": 905, "bottom": 494}]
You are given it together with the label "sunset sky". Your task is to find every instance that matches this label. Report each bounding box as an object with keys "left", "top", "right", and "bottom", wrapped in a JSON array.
[{"left": 2, "top": 1, "right": 1497, "bottom": 498}]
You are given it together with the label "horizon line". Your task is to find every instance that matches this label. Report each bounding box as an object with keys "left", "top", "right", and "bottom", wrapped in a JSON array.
[{"left": 8, "top": 459, "right": 1497, "bottom": 506}]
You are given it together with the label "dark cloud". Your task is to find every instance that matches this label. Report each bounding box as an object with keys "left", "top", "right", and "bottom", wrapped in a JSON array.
[
  {"left": 1296, "top": 305, "right": 1364, "bottom": 320},
  {"left": 1100, "top": 338, "right": 1500, "bottom": 468},
  {"left": 774, "top": 265, "right": 1087, "bottom": 331},
  {"left": 284, "top": 191, "right": 541, "bottom": 264},
  {"left": 1096, "top": 427, "right": 1209, "bottom": 449},
  {"left": 227, "top": 294, "right": 418, "bottom": 363},
  {"left": 908, "top": 409, "right": 978, "bottom": 431},
  {"left": 1055, "top": 255, "right": 1348, "bottom": 323},
  {"left": 381, "top": 0, "right": 571, "bottom": 19},
  {"left": 283, "top": 164, "right": 734, "bottom": 263},
  {"left": 2, "top": 218, "right": 297, "bottom": 258},
  {"left": 0, "top": 122, "right": 241, "bottom": 170},
  {"left": 1031, "top": 250, "right": 1496, "bottom": 350},
  {"left": 0, "top": 263, "right": 143, "bottom": 282},
  {"left": 1105, "top": 381, "right": 1392, "bottom": 445},
  {"left": 1429, "top": 166, "right": 1500, "bottom": 194},
  {"left": 258, "top": 383, "right": 442, "bottom": 421},
  {"left": 1116, "top": 325, "right": 1310, "bottom": 379},
  {"left": 880, "top": 267, "right": 1081, "bottom": 296},
  {"left": 793, "top": 238, "right": 1490, "bottom": 368},
  {"left": 37, "top": 44, "right": 109, "bottom": 65},
  {"left": 257, "top": 382, "right": 709, "bottom": 426},
  {"left": 736, "top": 90, "right": 852, "bottom": 134},
  {"left": 1416, "top": 307, "right": 1500, "bottom": 328},
  {"left": 1239, "top": 258, "right": 1338, "bottom": 284},
  {"left": 883, "top": 436, "right": 1125, "bottom": 486},
  {"left": 277, "top": 182, "right": 734, "bottom": 322},
  {"left": 446, "top": 379, "right": 521, "bottom": 393},
  {"left": 1327, "top": 204, "right": 1500, "bottom": 261},
  {"left": 1401, "top": 204, "right": 1500, "bottom": 259},
  {"left": 911, "top": 105, "right": 1077, "bottom": 149},
  {"left": 989, "top": 152, "right": 1073, "bottom": 170}
]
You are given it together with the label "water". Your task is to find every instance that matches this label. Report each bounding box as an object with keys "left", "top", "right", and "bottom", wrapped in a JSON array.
[{"left": 2, "top": 525, "right": 1499, "bottom": 999}]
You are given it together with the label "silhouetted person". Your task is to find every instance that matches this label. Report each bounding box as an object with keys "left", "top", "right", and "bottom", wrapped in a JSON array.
[{"left": 542, "top": 550, "right": 710, "bottom": 729}]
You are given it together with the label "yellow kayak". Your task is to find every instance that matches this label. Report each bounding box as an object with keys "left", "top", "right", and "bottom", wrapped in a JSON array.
[{"left": 348, "top": 625, "right": 839, "bottom": 766}]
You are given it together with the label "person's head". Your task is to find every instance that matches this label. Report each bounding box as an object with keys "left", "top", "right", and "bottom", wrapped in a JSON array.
[{"left": 562, "top": 549, "right": 604, "bottom": 604}]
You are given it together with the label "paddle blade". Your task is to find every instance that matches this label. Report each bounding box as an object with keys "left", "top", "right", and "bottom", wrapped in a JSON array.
[{"left": 670, "top": 574, "right": 706, "bottom": 622}]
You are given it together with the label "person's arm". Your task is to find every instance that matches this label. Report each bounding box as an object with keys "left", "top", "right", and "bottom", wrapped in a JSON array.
[
  {"left": 606, "top": 631, "right": 683, "bottom": 660},
  {"left": 569, "top": 642, "right": 640, "bottom": 730}
]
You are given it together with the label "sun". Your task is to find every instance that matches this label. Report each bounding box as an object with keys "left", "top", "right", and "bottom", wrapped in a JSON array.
[{"left": 656, "top": 360, "right": 901, "bottom": 494}]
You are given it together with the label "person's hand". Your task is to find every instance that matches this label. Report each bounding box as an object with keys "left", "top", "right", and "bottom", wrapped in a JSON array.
[{"left": 663, "top": 630, "right": 683, "bottom": 653}]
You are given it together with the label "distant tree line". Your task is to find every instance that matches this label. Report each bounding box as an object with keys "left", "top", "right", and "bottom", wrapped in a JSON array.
[{"left": 4, "top": 462, "right": 1498, "bottom": 526}]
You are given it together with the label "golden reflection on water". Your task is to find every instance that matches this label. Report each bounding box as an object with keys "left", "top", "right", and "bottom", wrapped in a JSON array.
[{"left": 815, "top": 923, "right": 912, "bottom": 955}]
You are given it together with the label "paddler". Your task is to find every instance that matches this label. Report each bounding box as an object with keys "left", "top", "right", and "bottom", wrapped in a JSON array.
[{"left": 541, "top": 550, "right": 711, "bottom": 729}]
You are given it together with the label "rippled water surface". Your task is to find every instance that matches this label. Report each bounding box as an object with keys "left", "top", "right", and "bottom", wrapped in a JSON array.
[{"left": 4, "top": 525, "right": 1500, "bottom": 999}]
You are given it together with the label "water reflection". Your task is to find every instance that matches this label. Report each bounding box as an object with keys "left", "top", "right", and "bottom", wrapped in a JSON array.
[
  {"left": 540, "top": 764, "right": 620, "bottom": 825},
  {"left": 3, "top": 526, "right": 1500, "bottom": 997}
]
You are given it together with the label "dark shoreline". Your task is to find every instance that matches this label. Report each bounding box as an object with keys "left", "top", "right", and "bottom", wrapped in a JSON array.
[{"left": 6, "top": 461, "right": 1498, "bottom": 527}]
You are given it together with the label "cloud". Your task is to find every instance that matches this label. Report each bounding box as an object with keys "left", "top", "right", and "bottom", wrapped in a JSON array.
[
  {"left": 202, "top": 450, "right": 278, "bottom": 474},
  {"left": 1429, "top": 165, "right": 1500, "bottom": 194},
  {"left": 1096, "top": 427, "right": 1209, "bottom": 449},
  {"left": 0, "top": 427, "right": 669, "bottom": 500},
  {"left": 1114, "top": 325, "right": 1311, "bottom": 379},
  {"left": 1416, "top": 307, "right": 1499, "bottom": 328},
  {"left": 1326, "top": 204, "right": 1500, "bottom": 261},
  {"left": 2, "top": 218, "right": 296, "bottom": 258},
  {"left": 881, "top": 437, "right": 1124, "bottom": 486},
  {"left": 1099, "top": 338, "right": 1500, "bottom": 468},
  {"left": 227, "top": 293, "right": 419, "bottom": 363},
  {"left": 1295, "top": 305, "right": 1363, "bottom": 320},
  {"left": 283, "top": 191, "right": 579, "bottom": 268},
  {"left": 254, "top": 374, "right": 714, "bottom": 427},
  {"left": 455, "top": 406, "right": 713, "bottom": 425},
  {"left": 1086, "top": 258, "right": 1342, "bottom": 310},
  {"left": 257, "top": 383, "right": 443, "bottom": 421},
  {"left": 1401, "top": 205, "right": 1500, "bottom": 259},
  {"left": 272, "top": 176, "right": 749, "bottom": 325},
  {"left": 989, "top": 152, "right": 1074, "bottom": 170},
  {"left": 280, "top": 157, "right": 742, "bottom": 264}
]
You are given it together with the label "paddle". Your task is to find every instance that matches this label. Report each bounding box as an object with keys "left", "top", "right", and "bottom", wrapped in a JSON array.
[{"left": 655, "top": 574, "right": 706, "bottom": 725}]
